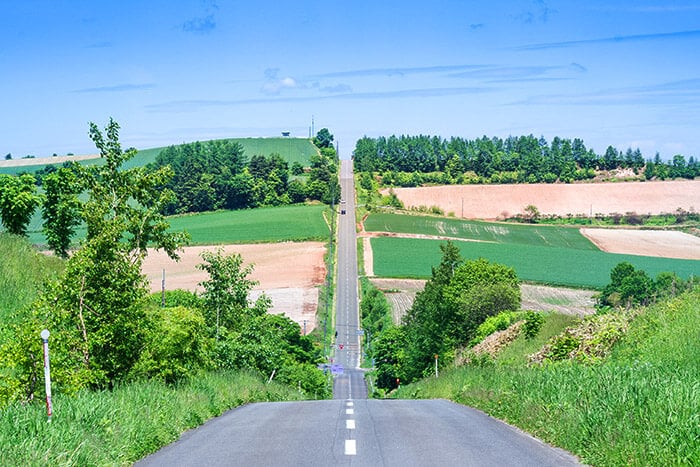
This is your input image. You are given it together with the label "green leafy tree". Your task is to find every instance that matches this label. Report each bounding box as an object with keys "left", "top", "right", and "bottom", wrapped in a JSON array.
[
  {"left": 10, "top": 118, "right": 190, "bottom": 396},
  {"left": 313, "top": 128, "right": 334, "bottom": 149},
  {"left": 0, "top": 173, "right": 41, "bottom": 236},
  {"left": 197, "top": 248, "right": 266, "bottom": 339},
  {"left": 41, "top": 167, "right": 82, "bottom": 257}
]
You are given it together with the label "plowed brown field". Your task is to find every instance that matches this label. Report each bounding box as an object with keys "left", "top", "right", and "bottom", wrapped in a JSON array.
[
  {"left": 388, "top": 180, "right": 700, "bottom": 220},
  {"left": 141, "top": 242, "right": 326, "bottom": 333}
]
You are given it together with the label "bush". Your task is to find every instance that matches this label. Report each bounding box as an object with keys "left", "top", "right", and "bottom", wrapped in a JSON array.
[
  {"left": 131, "top": 305, "right": 212, "bottom": 383},
  {"left": 470, "top": 311, "right": 521, "bottom": 346},
  {"left": 522, "top": 311, "right": 544, "bottom": 339}
]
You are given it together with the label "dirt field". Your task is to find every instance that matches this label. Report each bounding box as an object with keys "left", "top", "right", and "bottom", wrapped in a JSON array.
[
  {"left": 387, "top": 180, "right": 700, "bottom": 219},
  {"left": 369, "top": 278, "right": 595, "bottom": 323},
  {"left": 582, "top": 228, "right": 700, "bottom": 260},
  {"left": 141, "top": 242, "right": 326, "bottom": 333}
]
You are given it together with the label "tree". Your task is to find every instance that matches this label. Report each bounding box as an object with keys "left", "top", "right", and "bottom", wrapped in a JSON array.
[
  {"left": 20, "top": 118, "right": 190, "bottom": 392},
  {"left": 314, "top": 128, "right": 334, "bottom": 149},
  {"left": 41, "top": 167, "right": 82, "bottom": 257},
  {"left": 197, "top": 248, "right": 266, "bottom": 339},
  {"left": 0, "top": 173, "right": 41, "bottom": 236}
]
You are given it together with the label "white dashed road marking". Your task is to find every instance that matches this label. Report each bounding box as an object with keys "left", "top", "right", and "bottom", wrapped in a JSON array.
[
  {"left": 345, "top": 439, "right": 356, "bottom": 456},
  {"left": 346, "top": 419, "right": 355, "bottom": 429}
]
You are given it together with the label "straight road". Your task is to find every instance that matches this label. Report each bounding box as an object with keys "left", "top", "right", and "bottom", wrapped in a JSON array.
[
  {"left": 332, "top": 158, "right": 367, "bottom": 400},
  {"left": 136, "top": 158, "right": 582, "bottom": 466}
]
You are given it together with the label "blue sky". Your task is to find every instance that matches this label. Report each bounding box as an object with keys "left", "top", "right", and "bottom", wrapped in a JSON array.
[{"left": 2, "top": 0, "right": 699, "bottom": 160}]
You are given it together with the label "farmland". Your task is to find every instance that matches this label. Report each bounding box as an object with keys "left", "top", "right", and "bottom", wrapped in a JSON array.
[
  {"left": 367, "top": 236, "right": 699, "bottom": 289},
  {"left": 364, "top": 212, "right": 598, "bottom": 250},
  {"left": 385, "top": 180, "right": 700, "bottom": 219}
]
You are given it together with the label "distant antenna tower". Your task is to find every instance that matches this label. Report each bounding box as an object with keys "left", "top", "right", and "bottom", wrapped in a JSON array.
[{"left": 311, "top": 115, "right": 315, "bottom": 136}]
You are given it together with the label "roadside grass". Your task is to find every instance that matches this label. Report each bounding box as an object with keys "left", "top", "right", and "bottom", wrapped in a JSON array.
[
  {"left": 394, "top": 288, "right": 700, "bottom": 466},
  {"left": 364, "top": 212, "right": 598, "bottom": 250},
  {"left": 0, "top": 234, "right": 63, "bottom": 338},
  {"left": 369, "top": 236, "right": 700, "bottom": 289},
  {"left": 0, "top": 371, "right": 306, "bottom": 466}
]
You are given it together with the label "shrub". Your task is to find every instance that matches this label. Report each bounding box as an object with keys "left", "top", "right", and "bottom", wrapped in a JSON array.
[
  {"left": 130, "top": 305, "right": 212, "bottom": 384},
  {"left": 522, "top": 311, "right": 544, "bottom": 339}
]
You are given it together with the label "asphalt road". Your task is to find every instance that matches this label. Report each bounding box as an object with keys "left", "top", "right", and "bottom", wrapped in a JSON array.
[
  {"left": 136, "top": 398, "right": 581, "bottom": 466},
  {"left": 332, "top": 158, "right": 367, "bottom": 401},
  {"left": 136, "top": 159, "right": 582, "bottom": 466}
]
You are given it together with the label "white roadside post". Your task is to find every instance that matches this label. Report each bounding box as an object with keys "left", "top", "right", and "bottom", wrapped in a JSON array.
[
  {"left": 434, "top": 354, "right": 439, "bottom": 378},
  {"left": 40, "top": 329, "right": 53, "bottom": 422}
]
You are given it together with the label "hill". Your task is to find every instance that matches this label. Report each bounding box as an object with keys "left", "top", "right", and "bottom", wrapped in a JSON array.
[{"left": 0, "top": 137, "right": 319, "bottom": 175}]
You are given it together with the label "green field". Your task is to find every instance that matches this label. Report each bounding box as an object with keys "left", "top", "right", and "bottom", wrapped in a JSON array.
[
  {"left": 370, "top": 237, "right": 700, "bottom": 289},
  {"left": 167, "top": 205, "right": 329, "bottom": 244},
  {"left": 364, "top": 212, "right": 598, "bottom": 250},
  {"left": 26, "top": 204, "right": 329, "bottom": 247},
  {"left": 0, "top": 138, "right": 318, "bottom": 175}
]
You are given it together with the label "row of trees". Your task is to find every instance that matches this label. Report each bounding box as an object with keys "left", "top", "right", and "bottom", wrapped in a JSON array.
[
  {"left": 353, "top": 134, "right": 700, "bottom": 185},
  {"left": 0, "top": 120, "right": 329, "bottom": 407},
  {"left": 149, "top": 134, "right": 340, "bottom": 215},
  {"left": 368, "top": 243, "right": 521, "bottom": 390}
]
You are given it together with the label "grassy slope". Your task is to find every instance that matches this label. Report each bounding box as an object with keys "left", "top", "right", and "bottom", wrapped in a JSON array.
[
  {"left": 0, "top": 371, "right": 306, "bottom": 466},
  {"left": 393, "top": 288, "right": 700, "bottom": 465},
  {"left": 0, "top": 234, "right": 63, "bottom": 337}
]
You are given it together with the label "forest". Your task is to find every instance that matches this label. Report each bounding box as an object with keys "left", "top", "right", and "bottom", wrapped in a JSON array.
[{"left": 353, "top": 134, "right": 700, "bottom": 186}]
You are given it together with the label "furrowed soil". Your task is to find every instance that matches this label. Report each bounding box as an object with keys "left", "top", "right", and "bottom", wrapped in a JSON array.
[
  {"left": 387, "top": 180, "right": 700, "bottom": 220},
  {"left": 142, "top": 242, "right": 326, "bottom": 333}
]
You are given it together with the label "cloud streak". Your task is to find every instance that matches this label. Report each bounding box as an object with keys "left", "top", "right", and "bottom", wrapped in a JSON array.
[
  {"left": 517, "top": 29, "right": 700, "bottom": 50},
  {"left": 310, "top": 64, "right": 490, "bottom": 79},
  {"left": 73, "top": 83, "right": 156, "bottom": 93},
  {"left": 146, "top": 86, "right": 493, "bottom": 112}
]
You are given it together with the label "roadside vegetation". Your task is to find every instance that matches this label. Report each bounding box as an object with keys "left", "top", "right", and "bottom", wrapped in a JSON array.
[
  {"left": 0, "top": 371, "right": 305, "bottom": 465},
  {"left": 0, "top": 120, "right": 335, "bottom": 464},
  {"left": 391, "top": 285, "right": 699, "bottom": 466}
]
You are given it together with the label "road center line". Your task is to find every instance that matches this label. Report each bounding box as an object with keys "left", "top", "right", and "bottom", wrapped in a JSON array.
[
  {"left": 346, "top": 408, "right": 354, "bottom": 415},
  {"left": 346, "top": 419, "right": 355, "bottom": 429},
  {"left": 345, "top": 439, "right": 356, "bottom": 456}
]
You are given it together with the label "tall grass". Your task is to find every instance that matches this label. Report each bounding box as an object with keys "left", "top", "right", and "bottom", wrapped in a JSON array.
[
  {"left": 0, "top": 371, "right": 306, "bottom": 466},
  {"left": 395, "top": 288, "right": 700, "bottom": 465},
  {"left": 0, "top": 234, "right": 63, "bottom": 336}
]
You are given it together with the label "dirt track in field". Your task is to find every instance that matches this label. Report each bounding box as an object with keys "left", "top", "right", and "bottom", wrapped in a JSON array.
[{"left": 141, "top": 242, "right": 326, "bottom": 333}]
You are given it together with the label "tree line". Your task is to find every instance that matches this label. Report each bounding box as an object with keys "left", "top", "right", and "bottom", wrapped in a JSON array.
[
  {"left": 353, "top": 134, "right": 700, "bottom": 186},
  {"left": 148, "top": 135, "right": 339, "bottom": 215}
]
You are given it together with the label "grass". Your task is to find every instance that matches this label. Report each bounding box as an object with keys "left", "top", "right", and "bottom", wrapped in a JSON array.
[
  {"left": 0, "top": 234, "right": 63, "bottom": 338},
  {"left": 365, "top": 212, "right": 598, "bottom": 250},
  {"left": 394, "top": 288, "right": 700, "bottom": 466},
  {"left": 0, "top": 371, "right": 306, "bottom": 466},
  {"left": 369, "top": 234, "right": 699, "bottom": 289}
]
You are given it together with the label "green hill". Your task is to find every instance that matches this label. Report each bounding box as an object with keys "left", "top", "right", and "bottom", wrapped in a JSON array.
[{"left": 0, "top": 138, "right": 319, "bottom": 175}]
